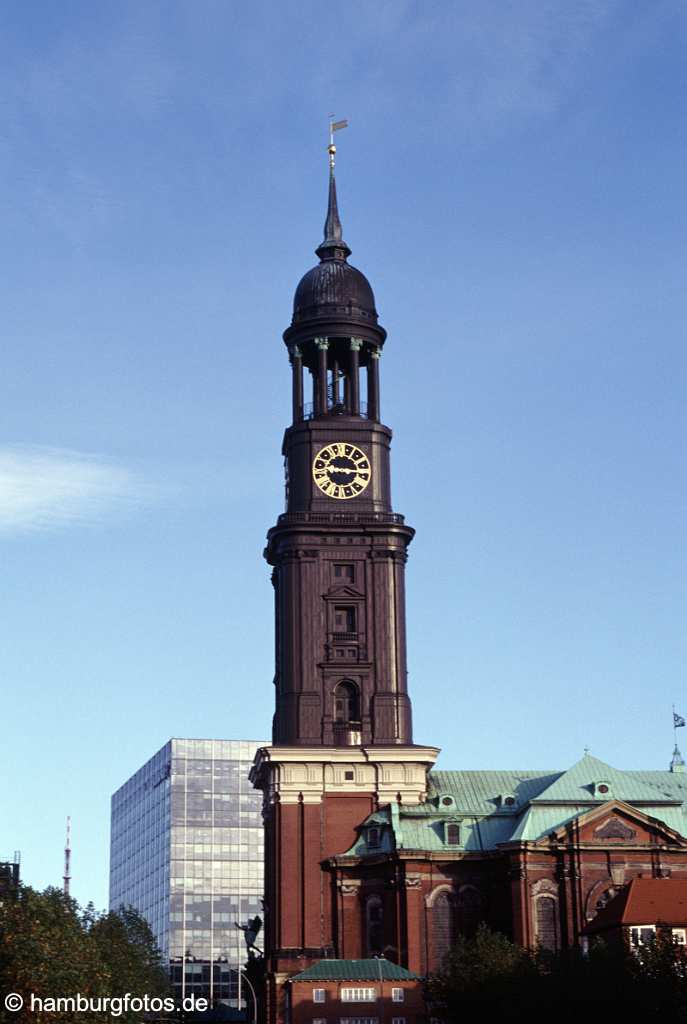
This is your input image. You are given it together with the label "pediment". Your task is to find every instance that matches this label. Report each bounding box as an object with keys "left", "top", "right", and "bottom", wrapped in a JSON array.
[
  {"left": 324, "top": 585, "right": 365, "bottom": 600},
  {"left": 533, "top": 799, "right": 687, "bottom": 848}
]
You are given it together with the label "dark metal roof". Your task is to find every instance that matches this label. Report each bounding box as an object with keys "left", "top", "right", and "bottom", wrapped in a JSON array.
[
  {"left": 293, "top": 259, "right": 377, "bottom": 323},
  {"left": 284, "top": 165, "right": 386, "bottom": 350}
]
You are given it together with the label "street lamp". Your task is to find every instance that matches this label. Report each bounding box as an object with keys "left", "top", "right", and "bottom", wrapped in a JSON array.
[{"left": 237, "top": 966, "right": 257, "bottom": 1024}]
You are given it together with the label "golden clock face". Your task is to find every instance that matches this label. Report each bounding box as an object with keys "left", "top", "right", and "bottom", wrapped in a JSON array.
[{"left": 312, "top": 442, "right": 371, "bottom": 500}]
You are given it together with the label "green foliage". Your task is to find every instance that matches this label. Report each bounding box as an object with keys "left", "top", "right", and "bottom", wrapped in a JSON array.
[
  {"left": 426, "top": 925, "right": 687, "bottom": 1023},
  {"left": 90, "top": 906, "right": 169, "bottom": 999},
  {"left": 425, "top": 924, "right": 537, "bottom": 1021},
  {"left": 0, "top": 885, "right": 170, "bottom": 1024}
]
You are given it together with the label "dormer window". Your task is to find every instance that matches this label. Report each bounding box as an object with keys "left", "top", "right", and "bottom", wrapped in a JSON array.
[
  {"left": 436, "top": 794, "right": 456, "bottom": 810},
  {"left": 367, "top": 827, "right": 381, "bottom": 848},
  {"left": 497, "top": 793, "right": 517, "bottom": 808},
  {"left": 444, "top": 822, "right": 460, "bottom": 846},
  {"left": 594, "top": 780, "right": 612, "bottom": 798}
]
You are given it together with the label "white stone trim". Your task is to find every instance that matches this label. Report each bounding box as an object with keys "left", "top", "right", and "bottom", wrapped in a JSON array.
[
  {"left": 251, "top": 744, "right": 439, "bottom": 806},
  {"left": 425, "top": 883, "right": 454, "bottom": 909}
]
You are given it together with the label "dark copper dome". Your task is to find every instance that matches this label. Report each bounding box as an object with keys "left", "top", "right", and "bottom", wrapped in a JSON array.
[
  {"left": 283, "top": 166, "right": 386, "bottom": 351},
  {"left": 292, "top": 259, "right": 378, "bottom": 325}
]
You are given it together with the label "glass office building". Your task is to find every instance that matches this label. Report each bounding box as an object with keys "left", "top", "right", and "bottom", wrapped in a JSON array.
[{"left": 110, "top": 738, "right": 265, "bottom": 1005}]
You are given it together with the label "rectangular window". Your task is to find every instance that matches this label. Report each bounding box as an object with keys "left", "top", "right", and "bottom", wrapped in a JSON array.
[
  {"left": 339, "top": 1018, "right": 379, "bottom": 1024},
  {"left": 673, "top": 928, "right": 687, "bottom": 945},
  {"left": 445, "top": 823, "right": 460, "bottom": 845},
  {"left": 629, "top": 925, "right": 656, "bottom": 949},
  {"left": 334, "top": 564, "right": 355, "bottom": 582},
  {"left": 313, "top": 1019, "right": 327, "bottom": 1024},
  {"left": 334, "top": 606, "right": 356, "bottom": 632},
  {"left": 392, "top": 1018, "right": 406, "bottom": 1024},
  {"left": 341, "top": 988, "right": 377, "bottom": 1003},
  {"left": 391, "top": 989, "right": 404, "bottom": 1003},
  {"left": 367, "top": 828, "right": 380, "bottom": 848},
  {"left": 313, "top": 989, "right": 326, "bottom": 1003}
]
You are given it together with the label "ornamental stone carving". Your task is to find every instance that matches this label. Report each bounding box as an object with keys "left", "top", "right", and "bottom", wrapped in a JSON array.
[
  {"left": 594, "top": 817, "right": 637, "bottom": 841},
  {"left": 531, "top": 878, "right": 558, "bottom": 897}
]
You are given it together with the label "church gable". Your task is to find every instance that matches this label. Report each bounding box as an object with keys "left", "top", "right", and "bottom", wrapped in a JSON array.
[{"left": 541, "top": 801, "right": 687, "bottom": 847}]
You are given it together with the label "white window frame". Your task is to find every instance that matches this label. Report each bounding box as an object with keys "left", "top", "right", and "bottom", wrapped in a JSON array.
[
  {"left": 392, "top": 1018, "right": 406, "bottom": 1024},
  {"left": 313, "top": 989, "right": 326, "bottom": 1003},
  {"left": 391, "top": 988, "right": 404, "bottom": 1003},
  {"left": 340, "top": 987, "right": 378, "bottom": 1003},
  {"left": 672, "top": 928, "right": 687, "bottom": 945},
  {"left": 629, "top": 924, "right": 656, "bottom": 949}
]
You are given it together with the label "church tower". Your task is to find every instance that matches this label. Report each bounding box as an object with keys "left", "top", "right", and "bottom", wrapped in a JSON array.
[{"left": 251, "top": 140, "right": 438, "bottom": 1024}]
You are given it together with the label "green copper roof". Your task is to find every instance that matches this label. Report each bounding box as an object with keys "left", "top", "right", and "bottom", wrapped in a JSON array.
[
  {"left": 529, "top": 755, "right": 678, "bottom": 805},
  {"left": 627, "top": 771, "right": 687, "bottom": 800},
  {"left": 429, "top": 769, "right": 559, "bottom": 814},
  {"left": 338, "top": 757, "right": 687, "bottom": 857},
  {"left": 290, "top": 958, "right": 419, "bottom": 982}
]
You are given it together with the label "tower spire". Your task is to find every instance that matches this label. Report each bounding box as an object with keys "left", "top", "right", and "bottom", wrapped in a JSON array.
[{"left": 317, "top": 118, "right": 351, "bottom": 261}]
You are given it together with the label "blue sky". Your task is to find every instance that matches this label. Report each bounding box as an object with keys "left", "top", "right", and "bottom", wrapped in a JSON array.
[{"left": 2, "top": 1, "right": 686, "bottom": 910}]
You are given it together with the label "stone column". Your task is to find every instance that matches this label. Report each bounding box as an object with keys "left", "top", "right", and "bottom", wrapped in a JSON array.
[
  {"left": 367, "top": 345, "right": 380, "bottom": 421},
  {"left": 350, "top": 338, "right": 362, "bottom": 415},
  {"left": 316, "top": 337, "right": 329, "bottom": 416},
  {"left": 291, "top": 346, "right": 303, "bottom": 423}
]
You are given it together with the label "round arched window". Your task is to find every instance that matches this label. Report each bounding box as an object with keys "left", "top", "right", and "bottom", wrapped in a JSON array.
[{"left": 334, "top": 680, "right": 360, "bottom": 724}]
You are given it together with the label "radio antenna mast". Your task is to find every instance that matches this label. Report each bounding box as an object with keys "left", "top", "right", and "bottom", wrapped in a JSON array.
[{"left": 63, "top": 816, "right": 72, "bottom": 897}]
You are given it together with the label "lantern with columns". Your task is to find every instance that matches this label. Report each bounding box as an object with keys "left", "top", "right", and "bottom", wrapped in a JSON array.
[{"left": 283, "top": 160, "right": 386, "bottom": 426}]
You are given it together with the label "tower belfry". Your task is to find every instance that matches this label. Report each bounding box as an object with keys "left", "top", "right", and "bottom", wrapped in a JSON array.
[{"left": 251, "top": 137, "right": 438, "bottom": 1024}]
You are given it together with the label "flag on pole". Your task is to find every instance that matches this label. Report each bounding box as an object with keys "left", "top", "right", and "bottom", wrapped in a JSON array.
[
  {"left": 331, "top": 119, "right": 348, "bottom": 132},
  {"left": 674, "top": 712, "right": 685, "bottom": 728}
]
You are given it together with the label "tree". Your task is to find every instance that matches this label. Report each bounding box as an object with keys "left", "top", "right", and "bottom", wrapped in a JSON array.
[
  {"left": 0, "top": 885, "right": 170, "bottom": 1024},
  {"left": 90, "top": 905, "right": 169, "bottom": 1000},
  {"left": 426, "top": 924, "right": 687, "bottom": 1023},
  {"left": 425, "top": 923, "right": 538, "bottom": 1021}
]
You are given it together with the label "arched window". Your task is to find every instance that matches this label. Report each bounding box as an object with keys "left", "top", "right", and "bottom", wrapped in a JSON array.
[
  {"left": 433, "top": 891, "right": 454, "bottom": 966},
  {"left": 595, "top": 888, "right": 615, "bottom": 916},
  {"left": 334, "top": 680, "right": 360, "bottom": 724},
  {"left": 366, "top": 896, "right": 384, "bottom": 955},
  {"left": 535, "top": 896, "right": 559, "bottom": 952},
  {"left": 456, "top": 886, "right": 483, "bottom": 939}
]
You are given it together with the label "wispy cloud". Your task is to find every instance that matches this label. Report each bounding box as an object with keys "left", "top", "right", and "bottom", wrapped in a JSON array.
[{"left": 0, "top": 445, "right": 145, "bottom": 534}]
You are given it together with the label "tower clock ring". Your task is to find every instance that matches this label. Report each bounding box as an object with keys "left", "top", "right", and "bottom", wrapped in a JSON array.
[{"left": 312, "top": 443, "right": 371, "bottom": 499}]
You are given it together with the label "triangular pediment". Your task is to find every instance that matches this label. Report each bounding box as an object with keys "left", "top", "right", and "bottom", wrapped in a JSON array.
[
  {"left": 324, "top": 585, "right": 365, "bottom": 600},
  {"left": 531, "top": 799, "right": 687, "bottom": 848}
]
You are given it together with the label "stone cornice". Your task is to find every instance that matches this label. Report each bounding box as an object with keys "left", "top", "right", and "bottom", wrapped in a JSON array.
[{"left": 250, "top": 744, "right": 440, "bottom": 806}]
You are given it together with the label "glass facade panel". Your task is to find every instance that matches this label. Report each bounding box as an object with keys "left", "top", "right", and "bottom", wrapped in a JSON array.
[{"left": 110, "top": 738, "right": 265, "bottom": 1006}]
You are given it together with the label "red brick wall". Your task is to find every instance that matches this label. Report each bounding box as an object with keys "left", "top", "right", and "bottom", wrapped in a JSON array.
[{"left": 290, "top": 978, "right": 425, "bottom": 1024}]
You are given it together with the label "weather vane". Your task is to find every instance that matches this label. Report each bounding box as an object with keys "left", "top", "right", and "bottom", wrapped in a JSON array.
[{"left": 328, "top": 115, "right": 348, "bottom": 169}]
